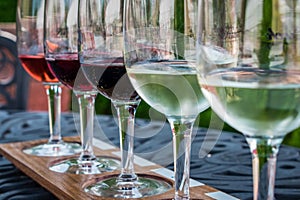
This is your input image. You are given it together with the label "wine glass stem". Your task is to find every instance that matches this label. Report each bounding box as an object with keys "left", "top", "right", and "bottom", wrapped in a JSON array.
[
  {"left": 168, "top": 118, "right": 195, "bottom": 200},
  {"left": 113, "top": 100, "right": 140, "bottom": 182},
  {"left": 75, "top": 91, "right": 97, "bottom": 161},
  {"left": 44, "top": 83, "right": 62, "bottom": 144},
  {"left": 246, "top": 136, "right": 283, "bottom": 200}
]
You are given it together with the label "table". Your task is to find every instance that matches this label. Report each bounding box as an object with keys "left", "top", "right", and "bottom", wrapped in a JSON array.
[{"left": 0, "top": 110, "right": 299, "bottom": 200}]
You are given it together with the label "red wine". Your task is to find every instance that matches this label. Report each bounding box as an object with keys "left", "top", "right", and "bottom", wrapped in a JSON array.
[
  {"left": 19, "top": 54, "right": 59, "bottom": 83},
  {"left": 46, "top": 53, "right": 80, "bottom": 89},
  {"left": 82, "top": 57, "right": 139, "bottom": 101}
]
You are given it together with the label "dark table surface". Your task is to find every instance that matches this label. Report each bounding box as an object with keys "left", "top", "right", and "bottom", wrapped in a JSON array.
[{"left": 0, "top": 110, "right": 300, "bottom": 200}]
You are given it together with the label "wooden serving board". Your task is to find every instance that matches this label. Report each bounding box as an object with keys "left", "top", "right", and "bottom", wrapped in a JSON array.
[{"left": 0, "top": 136, "right": 238, "bottom": 200}]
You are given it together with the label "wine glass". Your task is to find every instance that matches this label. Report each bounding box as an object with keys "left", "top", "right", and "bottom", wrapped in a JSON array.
[
  {"left": 79, "top": 0, "right": 172, "bottom": 198},
  {"left": 44, "top": 0, "right": 119, "bottom": 174},
  {"left": 16, "top": 0, "right": 81, "bottom": 156},
  {"left": 124, "top": 0, "right": 210, "bottom": 199},
  {"left": 197, "top": 1, "right": 300, "bottom": 199}
]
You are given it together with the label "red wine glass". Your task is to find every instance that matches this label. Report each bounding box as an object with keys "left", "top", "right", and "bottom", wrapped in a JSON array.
[
  {"left": 16, "top": 0, "right": 81, "bottom": 156},
  {"left": 44, "top": 0, "right": 119, "bottom": 174},
  {"left": 79, "top": 0, "right": 172, "bottom": 197}
]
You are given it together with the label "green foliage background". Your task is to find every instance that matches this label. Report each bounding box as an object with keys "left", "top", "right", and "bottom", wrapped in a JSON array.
[
  {"left": 1, "top": 0, "right": 299, "bottom": 148},
  {"left": 0, "top": 0, "right": 17, "bottom": 22}
]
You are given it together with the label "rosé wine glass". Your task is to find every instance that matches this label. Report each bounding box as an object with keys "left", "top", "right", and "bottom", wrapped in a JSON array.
[{"left": 17, "top": 0, "right": 81, "bottom": 156}]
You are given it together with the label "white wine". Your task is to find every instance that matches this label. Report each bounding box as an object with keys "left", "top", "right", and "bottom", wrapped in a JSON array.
[
  {"left": 200, "top": 68, "right": 300, "bottom": 137},
  {"left": 127, "top": 60, "right": 209, "bottom": 118}
]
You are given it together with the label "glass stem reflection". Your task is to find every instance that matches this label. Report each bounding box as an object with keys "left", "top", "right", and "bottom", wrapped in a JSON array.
[
  {"left": 75, "top": 91, "right": 97, "bottom": 163},
  {"left": 44, "top": 83, "right": 62, "bottom": 144},
  {"left": 169, "top": 117, "right": 194, "bottom": 200},
  {"left": 246, "top": 136, "right": 283, "bottom": 200},
  {"left": 113, "top": 100, "right": 140, "bottom": 184}
]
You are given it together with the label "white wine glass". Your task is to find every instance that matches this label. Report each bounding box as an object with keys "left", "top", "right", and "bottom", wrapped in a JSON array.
[
  {"left": 79, "top": 0, "right": 172, "bottom": 198},
  {"left": 17, "top": 0, "right": 81, "bottom": 156},
  {"left": 124, "top": 0, "right": 209, "bottom": 199},
  {"left": 44, "top": 0, "right": 119, "bottom": 174},
  {"left": 197, "top": 1, "right": 300, "bottom": 199}
]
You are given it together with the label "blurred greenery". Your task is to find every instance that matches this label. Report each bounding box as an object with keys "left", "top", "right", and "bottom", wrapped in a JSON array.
[
  {"left": 1, "top": 0, "right": 299, "bottom": 148},
  {"left": 0, "top": 0, "right": 17, "bottom": 22}
]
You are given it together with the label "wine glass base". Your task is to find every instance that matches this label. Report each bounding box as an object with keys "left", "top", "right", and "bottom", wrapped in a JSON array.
[
  {"left": 23, "top": 142, "right": 81, "bottom": 157},
  {"left": 49, "top": 156, "right": 120, "bottom": 174},
  {"left": 84, "top": 174, "right": 172, "bottom": 198}
]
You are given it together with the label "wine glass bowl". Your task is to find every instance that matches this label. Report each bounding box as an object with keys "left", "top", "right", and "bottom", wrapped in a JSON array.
[
  {"left": 197, "top": 1, "right": 300, "bottom": 199},
  {"left": 16, "top": 0, "right": 81, "bottom": 156}
]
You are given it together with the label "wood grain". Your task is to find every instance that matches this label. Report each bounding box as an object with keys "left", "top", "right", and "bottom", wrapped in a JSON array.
[{"left": 0, "top": 136, "right": 218, "bottom": 200}]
